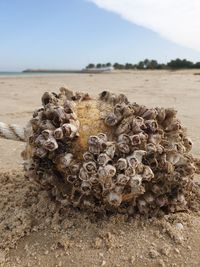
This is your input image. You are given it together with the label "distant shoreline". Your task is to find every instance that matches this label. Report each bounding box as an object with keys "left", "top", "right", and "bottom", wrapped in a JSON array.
[
  {"left": 22, "top": 69, "right": 111, "bottom": 74},
  {"left": 0, "top": 69, "right": 111, "bottom": 77},
  {"left": 1, "top": 69, "right": 200, "bottom": 78}
]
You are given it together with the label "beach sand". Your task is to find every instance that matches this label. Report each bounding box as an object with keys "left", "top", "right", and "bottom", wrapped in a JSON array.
[{"left": 0, "top": 70, "right": 200, "bottom": 266}]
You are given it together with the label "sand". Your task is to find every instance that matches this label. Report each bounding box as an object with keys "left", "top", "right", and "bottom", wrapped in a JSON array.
[{"left": 0, "top": 70, "right": 200, "bottom": 266}]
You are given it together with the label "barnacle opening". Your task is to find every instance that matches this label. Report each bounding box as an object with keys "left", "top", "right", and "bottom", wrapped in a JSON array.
[{"left": 22, "top": 88, "right": 198, "bottom": 217}]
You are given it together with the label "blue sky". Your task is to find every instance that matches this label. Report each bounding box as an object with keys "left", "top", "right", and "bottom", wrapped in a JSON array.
[{"left": 0, "top": 0, "right": 200, "bottom": 71}]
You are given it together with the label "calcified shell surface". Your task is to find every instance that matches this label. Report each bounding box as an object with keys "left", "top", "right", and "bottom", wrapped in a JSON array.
[{"left": 22, "top": 88, "right": 196, "bottom": 216}]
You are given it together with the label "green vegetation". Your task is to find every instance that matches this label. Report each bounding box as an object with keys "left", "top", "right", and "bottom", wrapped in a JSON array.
[
  {"left": 86, "top": 58, "right": 200, "bottom": 70},
  {"left": 86, "top": 62, "right": 112, "bottom": 69}
]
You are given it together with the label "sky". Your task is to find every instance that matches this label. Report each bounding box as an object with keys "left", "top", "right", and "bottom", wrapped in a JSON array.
[{"left": 0, "top": 0, "right": 200, "bottom": 71}]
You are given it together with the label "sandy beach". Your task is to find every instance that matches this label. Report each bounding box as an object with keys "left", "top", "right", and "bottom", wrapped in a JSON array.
[{"left": 0, "top": 70, "right": 200, "bottom": 266}]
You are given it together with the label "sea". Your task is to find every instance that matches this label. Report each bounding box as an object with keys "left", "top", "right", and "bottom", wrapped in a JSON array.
[
  {"left": 0, "top": 69, "right": 109, "bottom": 76},
  {"left": 0, "top": 72, "right": 67, "bottom": 77},
  {"left": 0, "top": 72, "right": 22, "bottom": 76}
]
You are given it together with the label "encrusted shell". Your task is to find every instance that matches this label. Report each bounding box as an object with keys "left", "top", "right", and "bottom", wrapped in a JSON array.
[{"left": 23, "top": 88, "right": 196, "bottom": 216}]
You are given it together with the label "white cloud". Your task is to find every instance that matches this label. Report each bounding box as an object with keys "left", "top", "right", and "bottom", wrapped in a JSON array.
[{"left": 88, "top": 0, "right": 200, "bottom": 52}]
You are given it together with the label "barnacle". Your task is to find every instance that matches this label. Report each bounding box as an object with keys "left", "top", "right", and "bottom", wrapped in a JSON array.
[{"left": 22, "top": 87, "right": 197, "bottom": 216}]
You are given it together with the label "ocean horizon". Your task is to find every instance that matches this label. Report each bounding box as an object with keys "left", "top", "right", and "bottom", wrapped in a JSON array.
[
  {"left": 0, "top": 71, "right": 83, "bottom": 77},
  {"left": 0, "top": 72, "right": 22, "bottom": 76}
]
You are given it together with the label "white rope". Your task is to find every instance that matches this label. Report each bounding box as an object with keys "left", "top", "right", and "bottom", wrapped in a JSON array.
[{"left": 0, "top": 122, "right": 26, "bottom": 142}]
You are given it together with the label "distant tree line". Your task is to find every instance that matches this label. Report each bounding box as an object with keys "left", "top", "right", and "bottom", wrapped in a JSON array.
[
  {"left": 86, "top": 63, "right": 112, "bottom": 69},
  {"left": 86, "top": 59, "right": 200, "bottom": 70}
]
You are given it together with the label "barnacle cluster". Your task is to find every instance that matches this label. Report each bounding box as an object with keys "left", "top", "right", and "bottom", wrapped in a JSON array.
[{"left": 22, "top": 88, "right": 196, "bottom": 216}]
